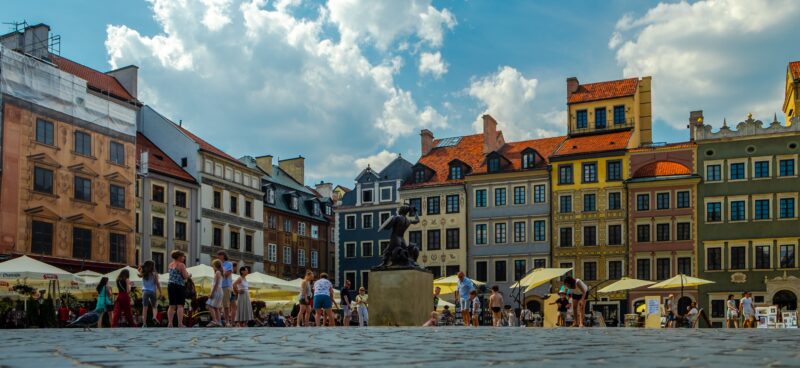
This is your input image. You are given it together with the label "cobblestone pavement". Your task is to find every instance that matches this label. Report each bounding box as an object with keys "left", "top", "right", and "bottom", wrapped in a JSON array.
[{"left": 1, "top": 327, "right": 798, "bottom": 367}]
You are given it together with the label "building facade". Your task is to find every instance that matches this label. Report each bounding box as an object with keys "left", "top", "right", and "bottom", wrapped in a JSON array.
[
  {"left": 783, "top": 61, "right": 799, "bottom": 126},
  {"left": 695, "top": 113, "right": 800, "bottom": 327},
  {"left": 335, "top": 156, "right": 413, "bottom": 290}
]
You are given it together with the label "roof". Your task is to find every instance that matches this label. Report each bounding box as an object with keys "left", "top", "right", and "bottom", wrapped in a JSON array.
[
  {"left": 568, "top": 77, "right": 638, "bottom": 104},
  {"left": 628, "top": 142, "right": 696, "bottom": 153},
  {"left": 552, "top": 129, "right": 633, "bottom": 158},
  {"left": 403, "top": 134, "right": 485, "bottom": 189},
  {"left": 790, "top": 61, "right": 800, "bottom": 80},
  {"left": 633, "top": 161, "right": 692, "bottom": 178},
  {"left": 50, "top": 55, "right": 134, "bottom": 101},
  {"left": 136, "top": 133, "right": 196, "bottom": 183},
  {"left": 175, "top": 124, "right": 239, "bottom": 163},
  {"left": 474, "top": 136, "right": 566, "bottom": 174}
]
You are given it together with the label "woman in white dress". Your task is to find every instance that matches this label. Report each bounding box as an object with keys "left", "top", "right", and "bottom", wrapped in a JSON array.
[
  {"left": 206, "top": 259, "right": 224, "bottom": 327},
  {"left": 234, "top": 266, "right": 254, "bottom": 327}
]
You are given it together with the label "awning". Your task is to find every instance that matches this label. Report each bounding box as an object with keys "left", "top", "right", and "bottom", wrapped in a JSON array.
[
  {"left": 0, "top": 255, "right": 78, "bottom": 283},
  {"left": 510, "top": 268, "right": 572, "bottom": 293},
  {"left": 598, "top": 277, "right": 655, "bottom": 293},
  {"left": 648, "top": 274, "right": 714, "bottom": 289}
]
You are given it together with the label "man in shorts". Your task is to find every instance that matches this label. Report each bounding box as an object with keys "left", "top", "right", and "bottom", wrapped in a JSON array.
[
  {"left": 741, "top": 291, "right": 755, "bottom": 328},
  {"left": 340, "top": 279, "right": 352, "bottom": 327},
  {"left": 217, "top": 250, "right": 233, "bottom": 326},
  {"left": 454, "top": 271, "right": 476, "bottom": 326},
  {"left": 665, "top": 294, "right": 676, "bottom": 328}
]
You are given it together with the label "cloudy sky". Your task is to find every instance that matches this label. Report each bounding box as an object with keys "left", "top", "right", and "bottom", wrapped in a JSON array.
[{"left": 7, "top": 0, "right": 799, "bottom": 187}]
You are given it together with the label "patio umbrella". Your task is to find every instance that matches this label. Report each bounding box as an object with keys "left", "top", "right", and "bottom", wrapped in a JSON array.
[
  {"left": 648, "top": 274, "right": 714, "bottom": 299},
  {"left": 509, "top": 268, "right": 573, "bottom": 294},
  {"left": 185, "top": 264, "right": 239, "bottom": 294},
  {"left": 433, "top": 275, "right": 486, "bottom": 294},
  {"left": 247, "top": 272, "right": 299, "bottom": 292},
  {"left": 0, "top": 255, "right": 78, "bottom": 284},
  {"left": 598, "top": 277, "right": 655, "bottom": 293}
]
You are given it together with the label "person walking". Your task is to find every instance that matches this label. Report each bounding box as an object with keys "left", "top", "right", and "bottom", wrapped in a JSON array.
[
  {"left": 94, "top": 277, "right": 113, "bottom": 328},
  {"left": 206, "top": 259, "right": 224, "bottom": 327},
  {"left": 233, "top": 266, "right": 254, "bottom": 327},
  {"left": 726, "top": 294, "right": 739, "bottom": 328},
  {"left": 664, "top": 294, "right": 676, "bottom": 328},
  {"left": 355, "top": 287, "right": 369, "bottom": 327},
  {"left": 563, "top": 276, "right": 588, "bottom": 327},
  {"left": 454, "top": 272, "right": 476, "bottom": 326},
  {"left": 313, "top": 273, "right": 337, "bottom": 327},
  {"left": 740, "top": 291, "right": 755, "bottom": 328},
  {"left": 468, "top": 290, "right": 480, "bottom": 328},
  {"left": 340, "top": 279, "right": 352, "bottom": 327},
  {"left": 138, "top": 260, "right": 161, "bottom": 327},
  {"left": 167, "top": 250, "right": 191, "bottom": 328},
  {"left": 216, "top": 251, "right": 234, "bottom": 326},
  {"left": 297, "top": 270, "right": 314, "bottom": 326},
  {"left": 112, "top": 269, "right": 136, "bottom": 327}
]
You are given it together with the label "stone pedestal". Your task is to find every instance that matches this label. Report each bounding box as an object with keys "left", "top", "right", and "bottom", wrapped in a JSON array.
[{"left": 369, "top": 268, "right": 433, "bottom": 326}]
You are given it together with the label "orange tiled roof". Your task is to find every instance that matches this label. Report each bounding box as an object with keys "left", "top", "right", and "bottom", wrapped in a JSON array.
[
  {"left": 403, "top": 134, "right": 485, "bottom": 188},
  {"left": 175, "top": 124, "right": 239, "bottom": 163},
  {"left": 137, "top": 133, "right": 196, "bottom": 183},
  {"left": 50, "top": 55, "right": 134, "bottom": 101},
  {"left": 633, "top": 161, "right": 691, "bottom": 178},
  {"left": 790, "top": 61, "right": 800, "bottom": 80},
  {"left": 568, "top": 77, "right": 638, "bottom": 104},
  {"left": 474, "top": 136, "right": 566, "bottom": 174},
  {"left": 552, "top": 130, "right": 633, "bottom": 158}
]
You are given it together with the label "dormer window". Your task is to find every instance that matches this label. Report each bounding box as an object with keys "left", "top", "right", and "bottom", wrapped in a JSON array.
[
  {"left": 324, "top": 204, "right": 332, "bottom": 216},
  {"left": 488, "top": 157, "right": 501, "bottom": 173},
  {"left": 522, "top": 152, "right": 535, "bottom": 169},
  {"left": 290, "top": 196, "right": 298, "bottom": 210},
  {"left": 449, "top": 164, "right": 463, "bottom": 180},
  {"left": 362, "top": 188, "right": 374, "bottom": 203},
  {"left": 266, "top": 187, "right": 275, "bottom": 204},
  {"left": 313, "top": 202, "right": 321, "bottom": 216},
  {"left": 414, "top": 169, "right": 426, "bottom": 183}
]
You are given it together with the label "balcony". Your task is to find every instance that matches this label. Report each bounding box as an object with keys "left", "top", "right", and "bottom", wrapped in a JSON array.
[{"left": 571, "top": 117, "right": 635, "bottom": 135}]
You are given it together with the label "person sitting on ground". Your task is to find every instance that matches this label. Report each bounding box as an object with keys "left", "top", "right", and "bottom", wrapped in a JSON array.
[
  {"left": 423, "top": 311, "right": 439, "bottom": 327},
  {"left": 469, "top": 290, "right": 480, "bottom": 328}
]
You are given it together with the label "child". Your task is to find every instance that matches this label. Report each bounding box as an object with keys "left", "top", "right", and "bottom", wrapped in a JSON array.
[
  {"left": 422, "top": 311, "right": 438, "bottom": 327},
  {"left": 550, "top": 291, "right": 571, "bottom": 327},
  {"left": 206, "top": 259, "right": 224, "bottom": 327},
  {"left": 469, "top": 290, "right": 480, "bottom": 327}
]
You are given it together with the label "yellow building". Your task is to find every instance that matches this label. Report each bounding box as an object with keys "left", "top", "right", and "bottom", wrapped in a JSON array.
[{"left": 783, "top": 61, "right": 799, "bottom": 126}]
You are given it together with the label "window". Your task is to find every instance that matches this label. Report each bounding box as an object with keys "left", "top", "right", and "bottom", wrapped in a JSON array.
[
  {"left": 475, "top": 224, "right": 487, "bottom": 245},
  {"left": 779, "top": 159, "right": 795, "bottom": 177},
  {"left": 558, "top": 164, "right": 573, "bottom": 184},
  {"left": 707, "top": 248, "right": 722, "bottom": 270},
  {"left": 345, "top": 242, "right": 356, "bottom": 258},
  {"left": 267, "top": 215, "right": 277, "bottom": 230},
  {"left": 582, "top": 162, "right": 597, "bottom": 183},
  {"left": 755, "top": 245, "right": 770, "bottom": 269},
  {"left": 533, "top": 185, "right": 546, "bottom": 203},
  {"left": 311, "top": 225, "right": 319, "bottom": 239},
  {"left": 35, "top": 119, "right": 54, "bottom": 145},
  {"left": 730, "top": 200, "right": 746, "bottom": 221},
  {"left": 311, "top": 250, "right": 319, "bottom": 268},
  {"left": 446, "top": 195, "right": 459, "bottom": 213},
  {"left": 513, "top": 222, "right": 526, "bottom": 243},
  {"left": 488, "top": 157, "right": 501, "bottom": 173},
  {"left": 730, "top": 162, "right": 745, "bottom": 180},
  {"left": 362, "top": 242, "right": 373, "bottom": 257},
  {"left": 380, "top": 187, "right": 391, "bottom": 201},
  {"left": 706, "top": 164, "right": 721, "bottom": 182},
  {"left": 754, "top": 160, "right": 770, "bottom": 178},
  {"left": 676, "top": 222, "right": 691, "bottom": 241},
  {"left": 495, "top": 260, "right": 507, "bottom": 282},
  {"left": 730, "top": 246, "right": 746, "bottom": 270},
  {"left": 607, "top": 160, "right": 622, "bottom": 181},
  {"left": 298, "top": 249, "right": 307, "bottom": 266},
  {"left": 677, "top": 257, "right": 691, "bottom": 275},
  {"left": 656, "top": 258, "right": 670, "bottom": 280},
  {"left": 74, "top": 131, "right": 92, "bottom": 156},
  {"left": 754, "top": 199, "right": 770, "bottom": 220},
  {"left": 576, "top": 109, "right": 588, "bottom": 129},
  {"left": 475, "top": 261, "right": 488, "bottom": 282},
  {"left": 594, "top": 107, "right": 606, "bottom": 129},
  {"left": 613, "top": 105, "right": 625, "bottom": 125},
  {"left": 362, "top": 189, "right": 373, "bottom": 203},
  {"left": 290, "top": 196, "right": 298, "bottom": 210},
  {"left": 637, "top": 224, "right": 650, "bottom": 242},
  {"left": 109, "top": 233, "right": 126, "bottom": 263},
  {"left": 283, "top": 246, "right": 292, "bottom": 264},
  {"left": 445, "top": 229, "right": 460, "bottom": 249},
  {"left": 31, "top": 221, "right": 53, "bottom": 254},
  {"left": 711, "top": 300, "right": 725, "bottom": 320},
  {"left": 636, "top": 259, "right": 651, "bottom": 280},
  {"left": 494, "top": 223, "right": 507, "bottom": 244},
  {"left": 230, "top": 195, "right": 238, "bottom": 214},
  {"left": 174, "top": 191, "right": 187, "bottom": 208},
  {"left": 676, "top": 191, "right": 690, "bottom": 208},
  {"left": 33, "top": 167, "right": 54, "bottom": 194},
  {"left": 266, "top": 188, "right": 275, "bottom": 204},
  {"left": 514, "top": 260, "right": 527, "bottom": 281},
  {"left": 109, "top": 141, "right": 125, "bottom": 165},
  {"left": 657, "top": 193, "right": 670, "bottom": 210},
  {"left": 427, "top": 196, "right": 440, "bottom": 215},
  {"left": 152, "top": 185, "right": 165, "bottom": 203},
  {"left": 151, "top": 252, "right": 164, "bottom": 273},
  {"left": 229, "top": 231, "right": 240, "bottom": 249},
  {"left": 780, "top": 245, "right": 795, "bottom": 268},
  {"left": 345, "top": 215, "right": 356, "bottom": 230},
  {"left": 534, "top": 259, "right": 546, "bottom": 269},
  {"left": 109, "top": 184, "right": 125, "bottom": 208},
  {"left": 706, "top": 202, "right": 722, "bottom": 222},
  {"left": 494, "top": 188, "right": 507, "bottom": 206},
  {"left": 583, "top": 226, "right": 597, "bottom": 246},
  {"left": 513, "top": 186, "right": 526, "bottom": 205},
  {"left": 151, "top": 217, "right": 164, "bottom": 237},
  {"left": 175, "top": 221, "right": 187, "bottom": 241},
  {"left": 379, "top": 212, "right": 391, "bottom": 226},
  {"left": 559, "top": 195, "right": 572, "bottom": 213},
  {"left": 427, "top": 230, "right": 441, "bottom": 250},
  {"left": 244, "top": 233, "right": 253, "bottom": 252},
  {"left": 378, "top": 241, "right": 389, "bottom": 255},
  {"left": 408, "top": 231, "right": 422, "bottom": 248},
  {"left": 475, "top": 190, "right": 487, "bottom": 207},
  {"left": 533, "top": 220, "right": 546, "bottom": 242},
  {"left": 656, "top": 223, "right": 670, "bottom": 242},
  {"left": 583, "top": 261, "right": 597, "bottom": 281},
  {"left": 362, "top": 214, "right": 373, "bottom": 229},
  {"left": 213, "top": 190, "right": 221, "bottom": 209},
  {"left": 213, "top": 227, "right": 222, "bottom": 246},
  {"left": 298, "top": 222, "right": 307, "bottom": 236},
  {"left": 72, "top": 227, "right": 92, "bottom": 259},
  {"left": 522, "top": 152, "right": 535, "bottom": 169},
  {"left": 449, "top": 164, "right": 463, "bottom": 180},
  {"left": 608, "top": 260, "right": 622, "bottom": 280},
  {"left": 583, "top": 194, "right": 596, "bottom": 212},
  {"left": 608, "top": 224, "right": 622, "bottom": 245},
  {"left": 608, "top": 192, "right": 621, "bottom": 210},
  {"left": 413, "top": 169, "right": 426, "bottom": 183},
  {"left": 245, "top": 200, "right": 253, "bottom": 218},
  {"left": 559, "top": 228, "right": 572, "bottom": 247},
  {"left": 779, "top": 198, "right": 795, "bottom": 219},
  {"left": 74, "top": 177, "right": 92, "bottom": 202},
  {"left": 636, "top": 194, "right": 650, "bottom": 211}
]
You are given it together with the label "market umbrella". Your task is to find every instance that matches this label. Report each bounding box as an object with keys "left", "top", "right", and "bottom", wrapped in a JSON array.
[
  {"left": 509, "top": 268, "right": 573, "bottom": 293},
  {"left": 0, "top": 255, "right": 78, "bottom": 284},
  {"left": 598, "top": 277, "right": 655, "bottom": 293},
  {"left": 648, "top": 274, "right": 714, "bottom": 299},
  {"left": 185, "top": 264, "right": 239, "bottom": 294},
  {"left": 74, "top": 270, "right": 102, "bottom": 281},
  {"left": 436, "top": 299, "right": 455, "bottom": 312},
  {"left": 433, "top": 275, "right": 486, "bottom": 294},
  {"left": 247, "top": 272, "right": 299, "bottom": 292}
]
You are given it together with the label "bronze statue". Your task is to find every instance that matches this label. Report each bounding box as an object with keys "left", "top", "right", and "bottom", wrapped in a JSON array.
[{"left": 373, "top": 204, "right": 421, "bottom": 270}]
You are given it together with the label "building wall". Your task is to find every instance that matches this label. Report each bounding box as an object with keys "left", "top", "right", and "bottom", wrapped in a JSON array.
[
  {"left": 568, "top": 77, "right": 652, "bottom": 145},
  {"left": 263, "top": 207, "right": 329, "bottom": 280},
  {"left": 336, "top": 205, "right": 394, "bottom": 290},
  {"left": 784, "top": 70, "right": 797, "bottom": 126}
]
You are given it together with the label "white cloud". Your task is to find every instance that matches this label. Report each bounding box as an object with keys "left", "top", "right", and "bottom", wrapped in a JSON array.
[
  {"left": 468, "top": 66, "right": 562, "bottom": 140},
  {"left": 419, "top": 51, "right": 448, "bottom": 78},
  {"left": 309, "top": 150, "right": 399, "bottom": 183},
  {"left": 609, "top": 0, "right": 800, "bottom": 130},
  {"left": 354, "top": 150, "right": 399, "bottom": 172}
]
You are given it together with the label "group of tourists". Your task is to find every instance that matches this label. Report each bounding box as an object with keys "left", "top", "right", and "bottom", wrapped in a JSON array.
[{"left": 723, "top": 291, "right": 757, "bottom": 328}]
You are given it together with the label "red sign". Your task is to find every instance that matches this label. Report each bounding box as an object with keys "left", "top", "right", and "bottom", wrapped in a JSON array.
[
  {"left": 43, "top": 274, "right": 59, "bottom": 280},
  {"left": 0, "top": 281, "right": 8, "bottom": 287}
]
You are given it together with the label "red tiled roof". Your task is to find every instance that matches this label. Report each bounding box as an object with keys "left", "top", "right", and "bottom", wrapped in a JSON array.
[
  {"left": 175, "top": 124, "right": 239, "bottom": 163},
  {"left": 50, "top": 55, "right": 134, "bottom": 101},
  {"left": 403, "top": 134, "right": 485, "bottom": 188},
  {"left": 136, "top": 133, "right": 196, "bottom": 183},
  {"left": 568, "top": 77, "right": 638, "bottom": 104},
  {"left": 474, "top": 136, "right": 566, "bottom": 174},
  {"left": 633, "top": 161, "right": 691, "bottom": 178},
  {"left": 790, "top": 61, "right": 800, "bottom": 80},
  {"left": 552, "top": 130, "right": 633, "bottom": 158}
]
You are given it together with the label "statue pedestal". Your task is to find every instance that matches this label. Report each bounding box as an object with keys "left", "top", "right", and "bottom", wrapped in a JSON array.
[{"left": 369, "top": 268, "right": 432, "bottom": 326}]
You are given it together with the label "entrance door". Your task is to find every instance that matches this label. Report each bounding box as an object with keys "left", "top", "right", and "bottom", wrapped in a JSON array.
[
  {"left": 526, "top": 300, "right": 541, "bottom": 314},
  {"left": 773, "top": 290, "right": 797, "bottom": 311}
]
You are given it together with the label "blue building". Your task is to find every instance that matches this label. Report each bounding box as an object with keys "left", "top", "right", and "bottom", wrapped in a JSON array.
[{"left": 335, "top": 155, "right": 413, "bottom": 291}]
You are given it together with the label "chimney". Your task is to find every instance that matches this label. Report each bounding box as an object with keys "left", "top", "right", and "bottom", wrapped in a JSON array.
[
  {"left": 567, "top": 77, "right": 580, "bottom": 97},
  {"left": 688, "top": 110, "right": 704, "bottom": 141},
  {"left": 107, "top": 65, "right": 139, "bottom": 99},
  {"left": 0, "top": 23, "right": 50, "bottom": 59},
  {"left": 279, "top": 156, "right": 305, "bottom": 185},
  {"left": 482, "top": 114, "right": 505, "bottom": 154},
  {"left": 420, "top": 129, "right": 435, "bottom": 156},
  {"left": 255, "top": 155, "right": 273, "bottom": 176},
  {"left": 315, "top": 182, "right": 333, "bottom": 198}
]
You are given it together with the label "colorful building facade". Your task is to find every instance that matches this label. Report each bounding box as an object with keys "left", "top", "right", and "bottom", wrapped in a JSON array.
[{"left": 783, "top": 61, "right": 799, "bottom": 126}]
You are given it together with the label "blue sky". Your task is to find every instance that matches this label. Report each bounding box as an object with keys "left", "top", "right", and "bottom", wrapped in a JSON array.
[{"left": 5, "top": 0, "right": 798, "bottom": 187}]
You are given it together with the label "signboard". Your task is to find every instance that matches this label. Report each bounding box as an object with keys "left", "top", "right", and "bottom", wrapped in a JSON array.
[
  {"left": 43, "top": 274, "right": 58, "bottom": 280},
  {"left": 644, "top": 296, "right": 662, "bottom": 329}
]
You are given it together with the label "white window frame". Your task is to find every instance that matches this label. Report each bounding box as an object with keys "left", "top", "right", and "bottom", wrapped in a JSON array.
[
  {"left": 380, "top": 187, "right": 392, "bottom": 202},
  {"left": 704, "top": 243, "right": 724, "bottom": 272},
  {"left": 268, "top": 243, "right": 277, "bottom": 262},
  {"left": 345, "top": 214, "right": 356, "bottom": 230},
  {"left": 361, "top": 241, "right": 374, "bottom": 258},
  {"left": 378, "top": 211, "right": 392, "bottom": 227},
  {"left": 752, "top": 243, "right": 772, "bottom": 270},
  {"left": 728, "top": 195, "right": 749, "bottom": 223},
  {"left": 727, "top": 158, "right": 748, "bottom": 182},
  {"left": 474, "top": 222, "right": 488, "bottom": 245},
  {"left": 298, "top": 222, "right": 307, "bottom": 236},
  {"left": 311, "top": 250, "right": 319, "bottom": 268},
  {"left": 283, "top": 246, "right": 292, "bottom": 265},
  {"left": 751, "top": 194, "right": 772, "bottom": 221},
  {"left": 776, "top": 154, "right": 798, "bottom": 178},
  {"left": 362, "top": 213, "right": 374, "bottom": 229},
  {"left": 360, "top": 270, "right": 370, "bottom": 290},
  {"left": 344, "top": 271, "right": 356, "bottom": 288},
  {"left": 750, "top": 156, "right": 772, "bottom": 180},
  {"left": 344, "top": 242, "right": 357, "bottom": 259},
  {"left": 606, "top": 259, "right": 625, "bottom": 280},
  {"left": 703, "top": 197, "right": 725, "bottom": 224},
  {"left": 728, "top": 242, "right": 749, "bottom": 271},
  {"left": 703, "top": 160, "right": 724, "bottom": 183},
  {"left": 362, "top": 188, "right": 374, "bottom": 204},
  {"left": 298, "top": 248, "right": 306, "bottom": 266},
  {"left": 777, "top": 192, "right": 798, "bottom": 220}
]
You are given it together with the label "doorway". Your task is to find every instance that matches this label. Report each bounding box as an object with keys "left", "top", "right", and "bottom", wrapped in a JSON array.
[{"left": 773, "top": 290, "right": 797, "bottom": 311}]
